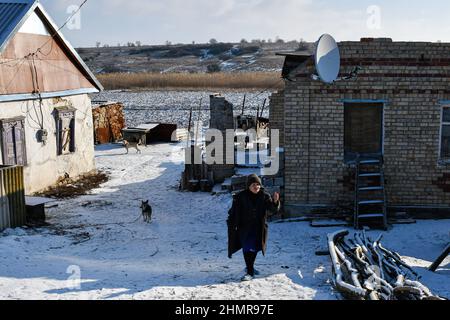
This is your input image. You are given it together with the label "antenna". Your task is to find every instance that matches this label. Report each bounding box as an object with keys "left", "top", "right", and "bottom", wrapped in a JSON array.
[
  {"left": 312, "top": 34, "right": 361, "bottom": 83},
  {"left": 314, "top": 34, "right": 340, "bottom": 84}
]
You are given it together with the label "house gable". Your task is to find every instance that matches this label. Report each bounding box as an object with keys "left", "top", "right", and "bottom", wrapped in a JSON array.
[{"left": 0, "top": 1, "right": 102, "bottom": 102}]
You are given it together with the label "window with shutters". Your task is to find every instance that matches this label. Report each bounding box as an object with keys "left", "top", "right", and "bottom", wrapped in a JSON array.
[
  {"left": 0, "top": 117, "right": 27, "bottom": 166},
  {"left": 344, "top": 102, "right": 383, "bottom": 162},
  {"left": 440, "top": 106, "right": 450, "bottom": 162},
  {"left": 55, "top": 107, "right": 76, "bottom": 156}
]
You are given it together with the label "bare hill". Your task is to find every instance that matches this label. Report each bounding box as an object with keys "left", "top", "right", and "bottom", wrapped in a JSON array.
[{"left": 76, "top": 41, "right": 314, "bottom": 74}]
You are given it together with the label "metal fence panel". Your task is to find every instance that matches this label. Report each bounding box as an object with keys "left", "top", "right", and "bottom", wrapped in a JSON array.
[
  {"left": 0, "top": 170, "right": 11, "bottom": 230},
  {"left": 0, "top": 166, "right": 26, "bottom": 231}
]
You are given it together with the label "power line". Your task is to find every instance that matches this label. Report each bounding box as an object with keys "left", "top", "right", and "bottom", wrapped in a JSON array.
[
  {"left": 0, "top": 57, "right": 28, "bottom": 67},
  {"left": 35, "top": 0, "right": 88, "bottom": 56},
  {"left": 1, "top": 0, "right": 88, "bottom": 66},
  {"left": 1, "top": 0, "right": 89, "bottom": 92},
  {"left": 233, "top": 77, "right": 284, "bottom": 114},
  {"left": 1, "top": 58, "right": 28, "bottom": 94},
  {"left": 38, "top": 56, "right": 85, "bottom": 77}
]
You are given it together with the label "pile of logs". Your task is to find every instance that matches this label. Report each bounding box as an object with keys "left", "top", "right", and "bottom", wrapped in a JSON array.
[
  {"left": 92, "top": 102, "right": 126, "bottom": 144},
  {"left": 328, "top": 230, "right": 445, "bottom": 300}
]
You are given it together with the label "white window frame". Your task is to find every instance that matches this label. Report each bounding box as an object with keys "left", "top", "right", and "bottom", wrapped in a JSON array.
[{"left": 439, "top": 104, "right": 450, "bottom": 163}]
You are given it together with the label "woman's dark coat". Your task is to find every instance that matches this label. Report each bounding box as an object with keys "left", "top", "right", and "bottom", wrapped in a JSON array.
[{"left": 227, "top": 188, "right": 280, "bottom": 258}]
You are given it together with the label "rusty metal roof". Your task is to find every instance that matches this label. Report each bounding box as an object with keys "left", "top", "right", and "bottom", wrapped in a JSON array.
[{"left": 0, "top": 0, "right": 36, "bottom": 53}]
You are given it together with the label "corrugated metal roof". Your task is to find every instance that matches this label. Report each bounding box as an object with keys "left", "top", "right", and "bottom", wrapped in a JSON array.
[{"left": 0, "top": 0, "right": 36, "bottom": 52}]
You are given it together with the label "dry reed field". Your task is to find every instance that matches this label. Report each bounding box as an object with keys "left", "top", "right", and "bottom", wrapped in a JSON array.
[{"left": 97, "top": 72, "right": 284, "bottom": 90}]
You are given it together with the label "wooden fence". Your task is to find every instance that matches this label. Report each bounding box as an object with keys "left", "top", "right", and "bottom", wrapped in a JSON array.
[{"left": 0, "top": 165, "right": 26, "bottom": 231}]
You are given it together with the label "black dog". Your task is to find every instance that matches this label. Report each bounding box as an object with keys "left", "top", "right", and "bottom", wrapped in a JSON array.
[{"left": 140, "top": 200, "right": 152, "bottom": 223}]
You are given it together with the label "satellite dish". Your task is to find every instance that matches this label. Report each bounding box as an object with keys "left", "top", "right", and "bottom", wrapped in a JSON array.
[{"left": 314, "top": 34, "right": 340, "bottom": 84}]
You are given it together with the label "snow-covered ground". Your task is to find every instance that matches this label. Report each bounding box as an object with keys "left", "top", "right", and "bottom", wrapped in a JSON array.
[
  {"left": 0, "top": 143, "right": 449, "bottom": 300},
  {"left": 90, "top": 90, "right": 272, "bottom": 128}
]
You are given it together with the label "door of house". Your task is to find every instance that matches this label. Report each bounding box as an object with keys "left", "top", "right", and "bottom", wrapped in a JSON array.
[{"left": 344, "top": 102, "right": 383, "bottom": 162}]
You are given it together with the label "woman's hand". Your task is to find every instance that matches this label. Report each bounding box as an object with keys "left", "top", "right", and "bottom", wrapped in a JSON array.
[{"left": 273, "top": 192, "right": 280, "bottom": 203}]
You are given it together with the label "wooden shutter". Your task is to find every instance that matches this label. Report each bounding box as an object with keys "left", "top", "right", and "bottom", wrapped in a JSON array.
[
  {"left": 2, "top": 126, "right": 16, "bottom": 165},
  {"left": 14, "top": 121, "right": 27, "bottom": 166},
  {"left": 55, "top": 108, "right": 75, "bottom": 155},
  {"left": 57, "top": 118, "right": 62, "bottom": 155},
  {"left": 344, "top": 103, "right": 383, "bottom": 158},
  {"left": 69, "top": 118, "right": 76, "bottom": 152},
  {"left": 61, "top": 117, "right": 72, "bottom": 155},
  {"left": 1, "top": 119, "right": 27, "bottom": 166}
]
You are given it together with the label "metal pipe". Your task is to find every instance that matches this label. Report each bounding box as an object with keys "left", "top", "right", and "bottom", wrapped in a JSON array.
[{"left": 327, "top": 230, "right": 367, "bottom": 298}]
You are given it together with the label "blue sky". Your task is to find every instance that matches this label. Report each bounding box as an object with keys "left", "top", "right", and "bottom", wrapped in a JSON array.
[{"left": 39, "top": 0, "right": 450, "bottom": 47}]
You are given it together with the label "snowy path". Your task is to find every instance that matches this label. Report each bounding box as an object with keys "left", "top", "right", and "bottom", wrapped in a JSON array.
[{"left": 0, "top": 143, "right": 448, "bottom": 300}]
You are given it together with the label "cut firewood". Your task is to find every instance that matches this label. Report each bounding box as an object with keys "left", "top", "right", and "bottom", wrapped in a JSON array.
[{"left": 327, "top": 230, "right": 443, "bottom": 300}]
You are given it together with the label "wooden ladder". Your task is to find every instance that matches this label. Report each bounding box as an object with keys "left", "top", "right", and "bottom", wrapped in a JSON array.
[{"left": 354, "top": 155, "right": 388, "bottom": 230}]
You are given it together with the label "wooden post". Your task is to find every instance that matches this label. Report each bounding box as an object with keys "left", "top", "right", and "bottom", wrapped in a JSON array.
[
  {"left": 241, "top": 94, "right": 246, "bottom": 115},
  {"left": 195, "top": 98, "right": 202, "bottom": 145},
  {"left": 260, "top": 98, "right": 267, "bottom": 118},
  {"left": 187, "top": 106, "right": 193, "bottom": 134},
  {"left": 429, "top": 244, "right": 450, "bottom": 272},
  {"left": 256, "top": 106, "right": 260, "bottom": 138}
]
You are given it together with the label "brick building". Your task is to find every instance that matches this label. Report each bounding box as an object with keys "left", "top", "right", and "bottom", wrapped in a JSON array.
[{"left": 270, "top": 38, "right": 450, "bottom": 217}]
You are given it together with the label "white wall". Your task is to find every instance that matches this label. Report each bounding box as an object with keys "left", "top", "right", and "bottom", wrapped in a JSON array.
[{"left": 0, "top": 94, "right": 96, "bottom": 194}]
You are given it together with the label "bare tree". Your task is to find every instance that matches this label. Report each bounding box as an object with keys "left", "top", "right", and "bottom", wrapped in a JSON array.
[
  {"left": 209, "top": 38, "right": 218, "bottom": 44},
  {"left": 275, "top": 36, "right": 285, "bottom": 44},
  {"left": 297, "top": 38, "right": 308, "bottom": 51},
  {"left": 95, "top": 41, "right": 101, "bottom": 48}
]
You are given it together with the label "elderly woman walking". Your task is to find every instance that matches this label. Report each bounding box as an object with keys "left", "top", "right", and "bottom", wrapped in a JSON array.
[{"left": 227, "top": 174, "right": 281, "bottom": 281}]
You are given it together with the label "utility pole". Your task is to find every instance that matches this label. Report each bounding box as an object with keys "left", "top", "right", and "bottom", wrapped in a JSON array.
[{"left": 260, "top": 98, "right": 267, "bottom": 118}]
